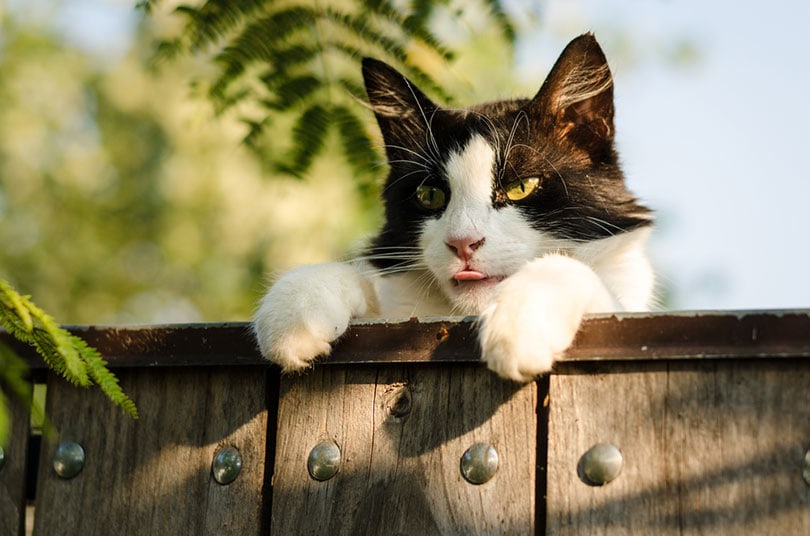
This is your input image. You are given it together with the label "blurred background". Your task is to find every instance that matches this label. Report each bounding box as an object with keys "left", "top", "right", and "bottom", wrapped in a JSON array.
[{"left": 1, "top": 0, "right": 808, "bottom": 325}]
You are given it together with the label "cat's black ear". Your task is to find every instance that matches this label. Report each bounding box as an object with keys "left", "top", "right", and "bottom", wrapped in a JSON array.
[
  {"left": 362, "top": 58, "right": 439, "bottom": 153},
  {"left": 531, "top": 34, "right": 616, "bottom": 162}
]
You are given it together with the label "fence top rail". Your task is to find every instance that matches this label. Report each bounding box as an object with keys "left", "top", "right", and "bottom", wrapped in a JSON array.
[{"left": 3, "top": 310, "right": 810, "bottom": 370}]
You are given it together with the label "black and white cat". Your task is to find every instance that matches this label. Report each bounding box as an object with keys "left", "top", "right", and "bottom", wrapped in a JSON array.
[{"left": 253, "top": 34, "right": 654, "bottom": 382}]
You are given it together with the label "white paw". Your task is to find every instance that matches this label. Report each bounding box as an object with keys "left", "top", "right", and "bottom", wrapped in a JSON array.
[
  {"left": 253, "top": 263, "right": 377, "bottom": 372},
  {"left": 478, "top": 255, "right": 614, "bottom": 382}
]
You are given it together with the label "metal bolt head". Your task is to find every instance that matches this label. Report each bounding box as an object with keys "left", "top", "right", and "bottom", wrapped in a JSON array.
[
  {"left": 579, "top": 443, "right": 623, "bottom": 486},
  {"left": 803, "top": 449, "right": 810, "bottom": 486},
  {"left": 212, "top": 446, "right": 242, "bottom": 485},
  {"left": 307, "top": 440, "right": 341, "bottom": 481},
  {"left": 460, "top": 443, "right": 499, "bottom": 485},
  {"left": 53, "top": 441, "right": 85, "bottom": 479}
]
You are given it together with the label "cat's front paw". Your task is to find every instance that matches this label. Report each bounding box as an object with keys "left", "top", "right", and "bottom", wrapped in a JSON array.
[
  {"left": 253, "top": 263, "right": 376, "bottom": 372},
  {"left": 478, "top": 255, "right": 614, "bottom": 382}
]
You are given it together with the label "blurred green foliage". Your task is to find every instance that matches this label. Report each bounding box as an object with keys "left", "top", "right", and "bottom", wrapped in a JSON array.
[
  {"left": 0, "top": 278, "right": 137, "bottom": 444},
  {"left": 0, "top": 0, "right": 519, "bottom": 326},
  {"left": 141, "top": 0, "right": 515, "bottom": 181}
]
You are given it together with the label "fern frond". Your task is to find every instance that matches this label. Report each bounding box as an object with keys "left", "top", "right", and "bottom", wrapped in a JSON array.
[
  {"left": 322, "top": 7, "right": 453, "bottom": 102},
  {"left": 278, "top": 103, "right": 331, "bottom": 177},
  {"left": 175, "top": 0, "right": 269, "bottom": 52},
  {"left": 0, "top": 283, "right": 82, "bottom": 384},
  {"left": 209, "top": 7, "right": 318, "bottom": 103},
  {"left": 148, "top": 0, "right": 517, "bottom": 178},
  {"left": 242, "top": 117, "right": 270, "bottom": 150},
  {"left": 337, "top": 76, "right": 367, "bottom": 101},
  {"left": 217, "top": 6, "right": 316, "bottom": 65},
  {"left": 0, "top": 279, "right": 138, "bottom": 419},
  {"left": 77, "top": 339, "right": 139, "bottom": 419},
  {"left": 264, "top": 74, "right": 322, "bottom": 111},
  {"left": 362, "top": 0, "right": 455, "bottom": 62},
  {"left": 333, "top": 104, "right": 379, "bottom": 175},
  {"left": 481, "top": 0, "right": 516, "bottom": 44},
  {"left": 406, "top": 0, "right": 438, "bottom": 30}
]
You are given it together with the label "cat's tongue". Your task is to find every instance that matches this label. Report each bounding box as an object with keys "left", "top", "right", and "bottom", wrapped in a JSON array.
[{"left": 453, "top": 270, "right": 487, "bottom": 281}]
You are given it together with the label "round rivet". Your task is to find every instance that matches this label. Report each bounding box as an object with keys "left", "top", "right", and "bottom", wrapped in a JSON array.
[
  {"left": 212, "top": 446, "right": 242, "bottom": 485},
  {"left": 579, "top": 443, "right": 623, "bottom": 486},
  {"left": 803, "top": 449, "right": 810, "bottom": 486},
  {"left": 460, "top": 443, "right": 499, "bottom": 485},
  {"left": 53, "top": 441, "right": 85, "bottom": 479},
  {"left": 0, "top": 446, "right": 5, "bottom": 471},
  {"left": 307, "top": 440, "right": 340, "bottom": 481}
]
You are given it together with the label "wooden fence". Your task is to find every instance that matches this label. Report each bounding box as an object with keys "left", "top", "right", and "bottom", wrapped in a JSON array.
[{"left": 2, "top": 311, "right": 810, "bottom": 535}]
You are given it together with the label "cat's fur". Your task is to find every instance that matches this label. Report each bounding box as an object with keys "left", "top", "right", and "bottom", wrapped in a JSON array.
[{"left": 253, "top": 34, "right": 654, "bottom": 382}]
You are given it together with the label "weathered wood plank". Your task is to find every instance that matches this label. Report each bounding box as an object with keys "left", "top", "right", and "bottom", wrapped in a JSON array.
[
  {"left": 32, "top": 367, "right": 270, "bottom": 536},
  {"left": 5, "top": 311, "right": 810, "bottom": 369},
  {"left": 0, "top": 388, "right": 30, "bottom": 536},
  {"left": 271, "top": 365, "right": 538, "bottom": 535},
  {"left": 546, "top": 360, "right": 810, "bottom": 534}
]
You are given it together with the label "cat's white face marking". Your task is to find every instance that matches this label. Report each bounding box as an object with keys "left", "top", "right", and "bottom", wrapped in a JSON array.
[
  {"left": 439, "top": 134, "right": 494, "bottom": 245},
  {"left": 444, "top": 135, "right": 495, "bottom": 211},
  {"left": 419, "top": 134, "right": 561, "bottom": 314}
]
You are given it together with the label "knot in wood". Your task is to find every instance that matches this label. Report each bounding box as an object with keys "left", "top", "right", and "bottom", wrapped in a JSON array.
[{"left": 383, "top": 383, "right": 412, "bottom": 422}]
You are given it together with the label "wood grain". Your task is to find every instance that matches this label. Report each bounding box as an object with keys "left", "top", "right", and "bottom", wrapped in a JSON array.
[
  {"left": 0, "top": 389, "right": 30, "bottom": 536},
  {"left": 270, "top": 364, "right": 538, "bottom": 535},
  {"left": 546, "top": 360, "right": 810, "bottom": 535},
  {"left": 5, "top": 311, "right": 810, "bottom": 370},
  {"left": 32, "top": 368, "right": 270, "bottom": 536}
]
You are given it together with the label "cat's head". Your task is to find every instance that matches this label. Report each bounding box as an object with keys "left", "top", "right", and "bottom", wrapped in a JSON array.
[{"left": 362, "top": 33, "right": 652, "bottom": 314}]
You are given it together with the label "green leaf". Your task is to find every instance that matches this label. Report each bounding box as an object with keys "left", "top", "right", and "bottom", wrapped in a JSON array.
[
  {"left": 264, "top": 74, "right": 322, "bottom": 110},
  {"left": 0, "top": 279, "right": 138, "bottom": 419},
  {"left": 363, "top": 0, "right": 455, "bottom": 61},
  {"left": 78, "top": 338, "right": 139, "bottom": 419},
  {"left": 209, "top": 7, "right": 318, "bottom": 102},
  {"left": 482, "top": 0, "right": 517, "bottom": 44},
  {"left": 332, "top": 104, "right": 379, "bottom": 175},
  {"left": 278, "top": 103, "right": 331, "bottom": 176},
  {"left": 147, "top": 0, "right": 518, "bottom": 178},
  {"left": 176, "top": 0, "right": 269, "bottom": 52}
]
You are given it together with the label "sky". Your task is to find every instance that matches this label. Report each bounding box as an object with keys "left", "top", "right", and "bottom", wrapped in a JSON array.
[
  {"left": 10, "top": 0, "right": 810, "bottom": 312},
  {"left": 516, "top": 1, "right": 810, "bottom": 310}
]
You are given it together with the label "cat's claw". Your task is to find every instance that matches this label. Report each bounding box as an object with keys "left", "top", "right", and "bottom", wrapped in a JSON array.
[
  {"left": 478, "top": 255, "right": 614, "bottom": 383},
  {"left": 252, "top": 263, "right": 376, "bottom": 372}
]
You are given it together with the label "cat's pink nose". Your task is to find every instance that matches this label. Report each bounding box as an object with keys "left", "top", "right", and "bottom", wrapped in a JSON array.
[{"left": 446, "top": 236, "right": 485, "bottom": 261}]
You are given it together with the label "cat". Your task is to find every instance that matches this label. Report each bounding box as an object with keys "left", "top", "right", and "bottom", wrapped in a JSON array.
[{"left": 253, "top": 33, "right": 654, "bottom": 382}]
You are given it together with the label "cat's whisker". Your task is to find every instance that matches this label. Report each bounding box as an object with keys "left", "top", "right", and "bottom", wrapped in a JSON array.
[
  {"left": 422, "top": 119, "right": 443, "bottom": 170},
  {"left": 407, "top": 271, "right": 443, "bottom": 317},
  {"left": 583, "top": 216, "right": 624, "bottom": 236},
  {"left": 382, "top": 168, "right": 434, "bottom": 193},
  {"left": 365, "top": 245, "right": 423, "bottom": 249},
  {"left": 500, "top": 111, "right": 530, "bottom": 184},
  {"left": 505, "top": 142, "right": 571, "bottom": 198},
  {"left": 401, "top": 77, "right": 443, "bottom": 166},
  {"left": 383, "top": 144, "right": 434, "bottom": 168},
  {"left": 355, "top": 256, "right": 424, "bottom": 267}
]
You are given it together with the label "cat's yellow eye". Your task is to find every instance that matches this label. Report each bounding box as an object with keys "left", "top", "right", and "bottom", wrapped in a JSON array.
[
  {"left": 504, "top": 177, "right": 540, "bottom": 201},
  {"left": 415, "top": 185, "right": 447, "bottom": 209}
]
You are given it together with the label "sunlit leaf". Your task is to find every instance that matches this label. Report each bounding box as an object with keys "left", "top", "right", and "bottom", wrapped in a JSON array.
[{"left": 278, "top": 103, "right": 331, "bottom": 177}]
